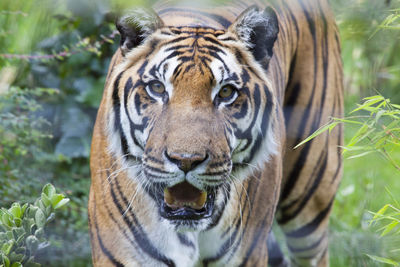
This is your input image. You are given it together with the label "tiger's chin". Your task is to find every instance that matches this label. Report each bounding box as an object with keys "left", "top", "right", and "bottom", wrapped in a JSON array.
[{"left": 159, "top": 181, "right": 217, "bottom": 232}]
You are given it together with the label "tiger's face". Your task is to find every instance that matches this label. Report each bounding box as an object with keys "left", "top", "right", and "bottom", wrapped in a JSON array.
[{"left": 107, "top": 7, "right": 278, "bottom": 231}]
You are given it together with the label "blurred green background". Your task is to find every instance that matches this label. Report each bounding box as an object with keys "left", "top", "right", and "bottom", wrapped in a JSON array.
[{"left": 0, "top": 0, "right": 399, "bottom": 266}]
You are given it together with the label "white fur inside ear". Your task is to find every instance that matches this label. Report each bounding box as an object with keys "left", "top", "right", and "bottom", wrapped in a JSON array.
[{"left": 230, "top": 7, "right": 268, "bottom": 47}]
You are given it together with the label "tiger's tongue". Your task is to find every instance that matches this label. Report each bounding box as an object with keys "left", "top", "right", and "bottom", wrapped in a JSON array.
[{"left": 164, "top": 181, "right": 207, "bottom": 210}]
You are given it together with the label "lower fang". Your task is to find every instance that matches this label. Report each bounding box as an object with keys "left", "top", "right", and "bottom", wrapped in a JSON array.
[
  {"left": 194, "top": 191, "right": 207, "bottom": 209},
  {"left": 164, "top": 188, "right": 175, "bottom": 206}
]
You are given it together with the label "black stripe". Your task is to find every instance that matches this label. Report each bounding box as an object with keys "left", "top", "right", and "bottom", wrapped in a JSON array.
[
  {"left": 203, "top": 181, "right": 253, "bottom": 265},
  {"left": 316, "top": 1, "right": 329, "bottom": 126},
  {"left": 234, "top": 84, "right": 261, "bottom": 152},
  {"left": 177, "top": 233, "right": 195, "bottom": 249},
  {"left": 278, "top": 145, "right": 328, "bottom": 224},
  {"left": 206, "top": 184, "right": 231, "bottom": 230},
  {"left": 143, "top": 164, "right": 171, "bottom": 175},
  {"left": 238, "top": 205, "right": 272, "bottom": 266},
  {"left": 137, "top": 60, "right": 148, "bottom": 77},
  {"left": 286, "top": 197, "right": 334, "bottom": 238},
  {"left": 144, "top": 155, "right": 164, "bottom": 164},
  {"left": 232, "top": 99, "right": 248, "bottom": 119},
  {"left": 200, "top": 170, "right": 229, "bottom": 176},
  {"left": 103, "top": 171, "right": 144, "bottom": 257},
  {"left": 165, "top": 44, "right": 191, "bottom": 52},
  {"left": 93, "top": 202, "right": 124, "bottom": 267},
  {"left": 110, "top": 179, "right": 176, "bottom": 266},
  {"left": 281, "top": 0, "right": 321, "bottom": 203},
  {"left": 123, "top": 78, "right": 145, "bottom": 150},
  {"left": 243, "top": 86, "right": 274, "bottom": 165},
  {"left": 288, "top": 231, "right": 326, "bottom": 253},
  {"left": 134, "top": 93, "right": 142, "bottom": 116},
  {"left": 282, "top": 1, "right": 300, "bottom": 39},
  {"left": 112, "top": 71, "right": 131, "bottom": 157}
]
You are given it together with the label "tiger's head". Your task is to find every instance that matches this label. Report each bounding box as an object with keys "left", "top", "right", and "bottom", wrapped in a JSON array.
[{"left": 105, "top": 6, "right": 279, "bottom": 231}]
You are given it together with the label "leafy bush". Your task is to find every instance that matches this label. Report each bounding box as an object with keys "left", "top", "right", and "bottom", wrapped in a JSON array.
[
  {"left": 0, "top": 184, "right": 69, "bottom": 267},
  {"left": 0, "top": 82, "right": 56, "bottom": 205}
]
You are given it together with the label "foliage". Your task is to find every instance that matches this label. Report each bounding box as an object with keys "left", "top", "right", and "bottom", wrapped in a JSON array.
[
  {"left": 0, "top": 82, "right": 56, "bottom": 204},
  {"left": 0, "top": 184, "right": 69, "bottom": 267},
  {"left": 296, "top": 94, "right": 400, "bottom": 170},
  {"left": 0, "top": 0, "right": 120, "bottom": 264},
  {"left": 332, "top": 0, "right": 400, "bottom": 101},
  {"left": 297, "top": 93, "right": 400, "bottom": 266},
  {"left": 365, "top": 191, "right": 400, "bottom": 266}
]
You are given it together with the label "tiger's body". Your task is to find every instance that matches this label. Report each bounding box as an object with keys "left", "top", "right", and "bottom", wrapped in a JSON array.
[{"left": 89, "top": 0, "right": 343, "bottom": 266}]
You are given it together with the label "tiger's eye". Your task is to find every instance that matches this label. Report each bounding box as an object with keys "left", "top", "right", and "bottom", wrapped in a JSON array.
[
  {"left": 218, "top": 85, "right": 236, "bottom": 99},
  {"left": 149, "top": 81, "right": 165, "bottom": 94}
]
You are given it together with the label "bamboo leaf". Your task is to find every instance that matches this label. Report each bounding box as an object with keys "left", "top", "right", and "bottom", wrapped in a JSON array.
[
  {"left": 351, "top": 98, "right": 384, "bottom": 113},
  {"left": 347, "top": 124, "right": 370, "bottom": 148},
  {"left": 380, "top": 221, "right": 399, "bottom": 236},
  {"left": 365, "top": 254, "right": 399, "bottom": 266},
  {"left": 347, "top": 151, "right": 375, "bottom": 159},
  {"left": 391, "top": 103, "right": 400, "bottom": 109},
  {"left": 294, "top": 121, "right": 339, "bottom": 149},
  {"left": 372, "top": 204, "right": 390, "bottom": 221},
  {"left": 363, "top": 95, "right": 385, "bottom": 101},
  {"left": 333, "top": 118, "right": 365, "bottom": 125}
]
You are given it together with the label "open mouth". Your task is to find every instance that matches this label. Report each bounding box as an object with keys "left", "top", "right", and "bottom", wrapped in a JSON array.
[{"left": 160, "top": 181, "right": 215, "bottom": 220}]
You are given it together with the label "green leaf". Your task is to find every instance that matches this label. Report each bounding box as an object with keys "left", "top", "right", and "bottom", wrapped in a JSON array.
[
  {"left": 351, "top": 97, "right": 384, "bottom": 113},
  {"left": 15, "top": 232, "right": 26, "bottom": 246},
  {"left": 10, "top": 262, "right": 22, "bottom": 267},
  {"left": 42, "top": 183, "right": 56, "bottom": 198},
  {"left": 40, "top": 193, "right": 51, "bottom": 207},
  {"left": 375, "top": 109, "right": 385, "bottom": 124},
  {"left": 13, "top": 218, "right": 22, "bottom": 227},
  {"left": 1, "top": 212, "right": 13, "bottom": 228},
  {"left": 5, "top": 231, "right": 13, "bottom": 241},
  {"left": 50, "top": 194, "right": 64, "bottom": 208},
  {"left": 20, "top": 204, "right": 28, "bottom": 216},
  {"left": 363, "top": 95, "right": 384, "bottom": 101},
  {"left": 347, "top": 151, "right": 375, "bottom": 159},
  {"left": 381, "top": 221, "right": 399, "bottom": 236},
  {"left": 25, "top": 235, "right": 39, "bottom": 254},
  {"left": 346, "top": 124, "right": 370, "bottom": 148},
  {"left": 8, "top": 204, "right": 21, "bottom": 219},
  {"left": 54, "top": 198, "right": 69, "bottom": 210},
  {"left": 294, "top": 121, "right": 339, "bottom": 149},
  {"left": 365, "top": 254, "right": 399, "bottom": 266},
  {"left": 24, "top": 261, "right": 41, "bottom": 267},
  {"left": 333, "top": 118, "right": 365, "bottom": 125},
  {"left": 34, "top": 228, "right": 44, "bottom": 239},
  {"left": 36, "top": 200, "right": 46, "bottom": 214},
  {"left": 372, "top": 204, "right": 390, "bottom": 221},
  {"left": 2, "top": 255, "right": 10, "bottom": 267},
  {"left": 1, "top": 240, "right": 14, "bottom": 255},
  {"left": 34, "top": 209, "right": 45, "bottom": 228}
]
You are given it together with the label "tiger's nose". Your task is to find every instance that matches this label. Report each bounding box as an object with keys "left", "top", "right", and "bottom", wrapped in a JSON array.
[{"left": 165, "top": 151, "right": 208, "bottom": 173}]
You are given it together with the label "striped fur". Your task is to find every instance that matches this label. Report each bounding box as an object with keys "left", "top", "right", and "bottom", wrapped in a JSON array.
[{"left": 89, "top": 0, "right": 343, "bottom": 266}]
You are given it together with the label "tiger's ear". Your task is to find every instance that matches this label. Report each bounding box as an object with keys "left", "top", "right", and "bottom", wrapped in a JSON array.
[
  {"left": 228, "top": 6, "right": 279, "bottom": 64},
  {"left": 116, "top": 9, "right": 164, "bottom": 56}
]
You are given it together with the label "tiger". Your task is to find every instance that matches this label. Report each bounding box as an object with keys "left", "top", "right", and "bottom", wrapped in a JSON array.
[{"left": 88, "top": 0, "right": 343, "bottom": 266}]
